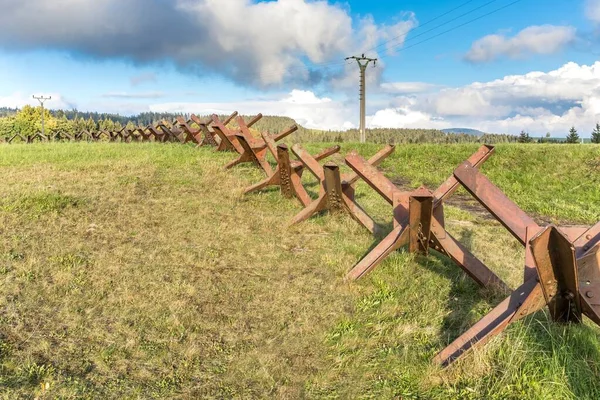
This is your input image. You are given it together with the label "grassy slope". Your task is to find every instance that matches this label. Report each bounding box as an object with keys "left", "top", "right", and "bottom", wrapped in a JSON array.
[{"left": 0, "top": 142, "right": 598, "bottom": 399}]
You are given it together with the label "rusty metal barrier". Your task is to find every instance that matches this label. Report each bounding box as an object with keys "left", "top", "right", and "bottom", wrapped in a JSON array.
[
  {"left": 432, "top": 161, "right": 600, "bottom": 366},
  {"left": 191, "top": 111, "right": 238, "bottom": 147},
  {"left": 224, "top": 115, "right": 298, "bottom": 175},
  {"left": 4, "top": 112, "right": 599, "bottom": 372},
  {"left": 244, "top": 142, "right": 341, "bottom": 205},
  {"left": 289, "top": 144, "right": 395, "bottom": 234},
  {"left": 344, "top": 145, "right": 498, "bottom": 282},
  {"left": 340, "top": 143, "right": 600, "bottom": 367}
]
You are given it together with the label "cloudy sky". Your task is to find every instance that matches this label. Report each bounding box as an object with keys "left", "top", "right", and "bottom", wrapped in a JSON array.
[{"left": 1, "top": 0, "right": 600, "bottom": 136}]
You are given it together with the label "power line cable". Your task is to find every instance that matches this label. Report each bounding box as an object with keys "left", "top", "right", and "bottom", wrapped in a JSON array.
[
  {"left": 257, "top": 0, "right": 523, "bottom": 81},
  {"left": 366, "top": 0, "right": 478, "bottom": 53},
  {"left": 257, "top": 0, "right": 495, "bottom": 80},
  {"left": 372, "top": 0, "right": 499, "bottom": 54},
  {"left": 381, "top": 0, "right": 524, "bottom": 57}
]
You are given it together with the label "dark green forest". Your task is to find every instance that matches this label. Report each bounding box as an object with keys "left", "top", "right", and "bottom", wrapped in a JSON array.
[{"left": 2, "top": 106, "right": 598, "bottom": 144}]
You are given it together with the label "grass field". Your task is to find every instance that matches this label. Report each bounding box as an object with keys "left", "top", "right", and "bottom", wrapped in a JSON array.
[{"left": 0, "top": 142, "right": 599, "bottom": 399}]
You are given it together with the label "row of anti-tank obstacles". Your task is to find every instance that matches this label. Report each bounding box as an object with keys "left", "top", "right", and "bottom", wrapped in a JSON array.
[{"left": 7, "top": 111, "right": 600, "bottom": 367}]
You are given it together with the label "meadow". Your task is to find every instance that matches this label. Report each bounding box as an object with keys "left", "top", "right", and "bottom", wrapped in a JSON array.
[{"left": 0, "top": 142, "right": 599, "bottom": 399}]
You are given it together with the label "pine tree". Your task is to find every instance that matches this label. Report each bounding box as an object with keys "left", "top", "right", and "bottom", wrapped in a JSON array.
[
  {"left": 518, "top": 130, "right": 532, "bottom": 143},
  {"left": 592, "top": 123, "right": 600, "bottom": 144},
  {"left": 566, "top": 127, "right": 580, "bottom": 144}
]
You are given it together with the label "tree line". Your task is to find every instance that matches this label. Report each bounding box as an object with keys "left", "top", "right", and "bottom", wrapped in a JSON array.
[
  {"left": 518, "top": 126, "right": 600, "bottom": 144},
  {"left": 1, "top": 106, "right": 599, "bottom": 144}
]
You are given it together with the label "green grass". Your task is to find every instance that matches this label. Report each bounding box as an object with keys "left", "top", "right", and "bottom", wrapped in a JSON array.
[{"left": 0, "top": 142, "right": 599, "bottom": 399}]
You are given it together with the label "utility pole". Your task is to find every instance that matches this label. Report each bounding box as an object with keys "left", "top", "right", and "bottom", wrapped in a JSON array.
[
  {"left": 32, "top": 95, "right": 52, "bottom": 136},
  {"left": 345, "top": 54, "right": 377, "bottom": 143}
]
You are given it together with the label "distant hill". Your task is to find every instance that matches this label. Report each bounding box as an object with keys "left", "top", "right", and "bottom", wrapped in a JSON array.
[{"left": 441, "top": 128, "right": 486, "bottom": 136}]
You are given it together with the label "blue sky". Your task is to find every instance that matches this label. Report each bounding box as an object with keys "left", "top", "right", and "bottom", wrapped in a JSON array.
[{"left": 1, "top": 0, "right": 600, "bottom": 136}]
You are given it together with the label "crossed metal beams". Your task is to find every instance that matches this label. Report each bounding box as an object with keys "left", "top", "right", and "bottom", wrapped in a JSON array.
[
  {"left": 244, "top": 143, "right": 341, "bottom": 206},
  {"left": 224, "top": 115, "right": 298, "bottom": 175},
  {"left": 432, "top": 162, "right": 600, "bottom": 366},
  {"left": 289, "top": 144, "right": 395, "bottom": 234},
  {"left": 344, "top": 145, "right": 505, "bottom": 289},
  {"left": 338, "top": 144, "right": 599, "bottom": 366}
]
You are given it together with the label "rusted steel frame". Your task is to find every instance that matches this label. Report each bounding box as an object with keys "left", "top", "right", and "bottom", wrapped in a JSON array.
[
  {"left": 453, "top": 162, "right": 539, "bottom": 245},
  {"left": 146, "top": 126, "right": 166, "bottom": 142},
  {"left": 259, "top": 126, "right": 299, "bottom": 160},
  {"left": 175, "top": 116, "right": 199, "bottom": 143},
  {"left": 273, "top": 125, "right": 298, "bottom": 142},
  {"left": 289, "top": 145, "right": 389, "bottom": 233},
  {"left": 224, "top": 134, "right": 273, "bottom": 175},
  {"left": 291, "top": 144, "right": 325, "bottom": 182},
  {"left": 346, "top": 224, "right": 410, "bottom": 280},
  {"left": 223, "top": 119, "right": 274, "bottom": 175},
  {"left": 189, "top": 114, "right": 216, "bottom": 146},
  {"left": 342, "top": 145, "right": 396, "bottom": 186},
  {"left": 576, "top": 223, "right": 600, "bottom": 324},
  {"left": 236, "top": 116, "right": 265, "bottom": 148},
  {"left": 190, "top": 115, "right": 217, "bottom": 146},
  {"left": 156, "top": 124, "right": 175, "bottom": 142},
  {"left": 430, "top": 216, "right": 509, "bottom": 290},
  {"left": 237, "top": 116, "right": 297, "bottom": 159},
  {"left": 432, "top": 145, "right": 495, "bottom": 205},
  {"left": 96, "top": 130, "right": 110, "bottom": 141},
  {"left": 574, "top": 222, "right": 600, "bottom": 258},
  {"left": 122, "top": 128, "right": 133, "bottom": 143},
  {"left": 134, "top": 128, "right": 150, "bottom": 142},
  {"left": 244, "top": 143, "right": 339, "bottom": 207},
  {"left": 30, "top": 132, "right": 47, "bottom": 142},
  {"left": 192, "top": 114, "right": 228, "bottom": 147},
  {"left": 408, "top": 187, "right": 434, "bottom": 254},
  {"left": 433, "top": 276, "right": 545, "bottom": 366},
  {"left": 344, "top": 151, "right": 507, "bottom": 289},
  {"left": 110, "top": 129, "right": 124, "bottom": 142},
  {"left": 435, "top": 223, "right": 600, "bottom": 367},
  {"left": 210, "top": 114, "right": 243, "bottom": 153},
  {"left": 345, "top": 150, "right": 402, "bottom": 205},
  {"left": 166, "top": 120, "right": 187, "bottom": 143},
  {"left": 83, "top": 130, "right": 94, "bottom": 141},
  {"left": 531, "top": 226, "right": 581, "bottom": 322},
  {"left": 579, "top": 243, "right": 600, "bottom": 324},
  {"left": 129, "top": 129, "right": 141, "bottom": 142},
  {"left": 190, "top": 111, "right": 238, "bottom": 147},
  {"left": 245, "top": 113, "right": 263, "bottom": 128},
  {"left": 7, "top": 133, "right": 22, "bottom": 143},
  {"left": 244, "top": 143, "right": 311, "bottom": 206}
]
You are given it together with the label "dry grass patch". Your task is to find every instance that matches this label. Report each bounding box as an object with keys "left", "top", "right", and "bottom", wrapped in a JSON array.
[{"left": 0, "top": 143, "right": 599, "bottom": 399}]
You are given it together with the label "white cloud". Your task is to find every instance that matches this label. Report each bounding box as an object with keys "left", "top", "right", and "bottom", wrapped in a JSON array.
[
  {"left": 0, "top": 0, "right": 416, "bottom": 87},
  {"left": 150, "top": 89, "right": 356, "bottom": 131},
  {"left": 6, "top": 62, "right": 600, "bottom": 137},
  {"left": 380, "top": 82, "right": 439, "bottom": 94},
  {"left": 130, "top": 73, "right": 157, "bottom": 86},
  {"left": 368, "top": 107, "right": 445, "bottom": 129},
  {"left": 586, "top": 0, "right": 600, "bottom": 23},
  {"left": 465, "top": 25, "right": 576, "bottom": 63},
  {"left": 376, "top": 62, "right": 600, "bottom": 136},
  {"left": 101, "top": 92, "right": 166, "bottom": 99}
]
